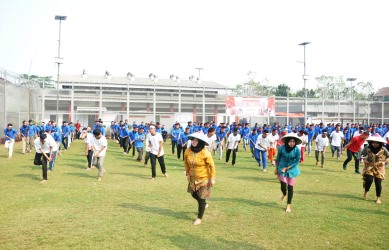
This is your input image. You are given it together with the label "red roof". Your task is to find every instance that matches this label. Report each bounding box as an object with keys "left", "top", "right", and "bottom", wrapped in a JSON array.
[{"left": 374, "top": 87, "right": 389, "bottom": 97}]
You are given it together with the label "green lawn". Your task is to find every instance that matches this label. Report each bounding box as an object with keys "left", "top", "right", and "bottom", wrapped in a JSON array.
[{"left": 0, "top": 139, "right": 388, "bottom": 249}]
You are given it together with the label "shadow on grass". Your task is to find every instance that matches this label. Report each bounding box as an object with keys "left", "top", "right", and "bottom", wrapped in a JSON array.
[
  {"left": 213, "top": 197, "right": 279, "bottom": 209},
  {"left": 166, "top": 233, "right": 263, "bottom": 249},
  {"left": 15, "top": 173, "right": 40, "bottom": 180},
  {"left": 298, "top": 190, "right": 361, "bottom": 200},
  {"left": 302, "top": 168, "right": 340, "bottom": 175},
  {"left": 339, "top": 206, "right": 388, "bottom": 216},
  {"left": 64, "top": 172, "right": 96, "bottom": 179},
  {"left": 233, "top": 175, "right": 279, "bottom": 184},
  {"left": 110, "top": 172, "right": 150, "bottom": 179},
  {"left": 119, "top": 203, "right": 193, "bottom": 221}
]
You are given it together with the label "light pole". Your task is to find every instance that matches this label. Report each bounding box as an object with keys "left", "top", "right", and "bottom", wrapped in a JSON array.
[
  {"left": 127, "top": 72, "right": 135, "bottom": 119},
  {"left": 149, "top": 73, "right": 158, "bottom": 122},
  {"left": 299, "top": 42, "right": 310, "bottom": 125},
  {"left": 347, "top": 77, "right": 357, "bottom": 123},
  {"left": 55, "top": 15, "right": 66, "bottom": 120},
  {"left": 195, "top": 67, "right": 203, "bottom": 78}
]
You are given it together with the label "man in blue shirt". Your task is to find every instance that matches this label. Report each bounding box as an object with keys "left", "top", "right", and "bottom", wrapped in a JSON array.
[
  {"left": 61, "top": 121, "right": 70, "bottom": 150},
  {"left": 19, "top": 120, "right": 29, "bottom": 154},
  {"left": 186, "top": 121, "right": 195, "bottom": 134},
  {"left": 134, "top": 127, "right": 145, "bottom": 162},
  {"left": 161, "top": 125, "right": 168, "bottom": 142},
  {"left": 110, "top": 121, "right": 116, "bottom": 141},
  {"left": 44, "top": 121, "right": 52, "bottom": 133},
  {"left": 241, "top": 123, "right": 251, "bottom": 151},
  {"left": 249, "top": 128, "right": 259, "bottom": 158},
  {"left": 28, "top": 120, "right": 36, "bottom": 152},
  {"left": 4, "top": 123, "right": 18, "bottom": 158},
  {"left": 155, "top": 122, "right": 162, "bottom": 134},
  {"left": 128, "top": 126, "right": 138, "bottom": 156},
  {"left": 178, "top": 127, "right": 190, "bottom": 160},
  {"left": 215, "top": 126, "right": 227, "bottom": 160},
  {"left": 96, "top": 121, "right": 105, "bottom": 137},
  {"left": 171, "top": 123, "right": 181, "bottom": 155},
  {"left": 307, "top": 124, "right": 315, "bottom": 156},
  {"left": 119, "top": 124, "right": 129, "bottom": 154}
]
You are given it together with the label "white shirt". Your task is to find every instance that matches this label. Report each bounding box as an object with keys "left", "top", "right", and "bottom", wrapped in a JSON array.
[
  {"left": 41, "top": 135, "right": 58, "bottom": 153},
  {"left": 84, "top": 133, "right": 94, "bottom": 150},
  {"left": 147, "top": 132, "right": 164, "bottom": 155},
  {"left": 255, "top": 135, "right": 272, "bottom": 151},
  {"left": 227, "top": 133, "right": 241, "bottom": 149},
  {"left": 330, "top": 131, "right": 344, "bottom": 147},
  {"left": 34, "top": 137, "right": 42, "bottom": 152},
  {"left": 315, "top": 135, "right": 329, "bottom": 151},
  {"left": 91, "top": 136, "right": 108, "bottom": 157},
  {"left": 205, "top": 134, "right": 217, "bottom": 151},
  {"left": 268, "top": 133, "right": 279, "bottom": 148},
  {"left": 296, "top": 134, "right": 307, "bottom": 150}
]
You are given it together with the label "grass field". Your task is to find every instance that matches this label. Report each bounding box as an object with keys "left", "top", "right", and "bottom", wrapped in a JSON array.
[{"left": 1, "top": 139, "right": 388, "bottom": 249}]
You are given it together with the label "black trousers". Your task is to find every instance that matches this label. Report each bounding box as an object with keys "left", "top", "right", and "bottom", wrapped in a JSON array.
[
  {"left": 177, "top": 144, "right": 183, "bottom": 159},
  {"left": 62, "top": 136, "right": 68, "bottom": 150},
  {"left": 149, "top": 154, "right": 166, "bottom": 178},
  {"left": 280, "top": 181, "right": 294, "bottom": 204},
  {"left": 34, "top": 153, "right": 42, "bottom": 165},
  {"left": 191, "top": 191, "right": 207, "bottom": 219},
  {"left": 120, "top": 137, "right": 129, "bottom": 152},
  {"left": 226, "top": 149, "right": 237, "bottom": 165},
  {"left": 41, "top": 153, "right": 50, "bottom": 180},
  {"left": 182, "top": 146, "right": 187, "bottom": 160},
  {"left": 172, "top": 140, "right": 177, "bottom": 154},
  {"left": 343, "top": 149, "right": 360, "bottom": 171},
  {"left": 144, "top": 151, "right": 150, "bottom": 165},
  {"left": 364, "top": 175, "right": 382, "bottom": 197},
  {"left": 86, "top": 149, "right": 93, "bottom": 168},
  {"left": 132, "top": 143, "right": 136, "bottom": 156},
  {"left": 315, "top": 150, "right": 325, "bottom": 165}
]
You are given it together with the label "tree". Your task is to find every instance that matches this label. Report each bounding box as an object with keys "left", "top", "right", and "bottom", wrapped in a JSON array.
[
  {"left": 355, "top": 81, "right": 375, "bottom": 100},
  {"left": 20, "top": 74, "right": 55, "bottom": 88},
  {"left": 232, "top": 78, "right": 275, "bottom": 96},
  {"left": 294, "top": 88, "right": 316, "bottom": 98},
  {"left": 314, "top": 75, "right": 346, "bottom": 99},
  {"left": 274, "top": 84, "right": 291, "bottom": 97}
]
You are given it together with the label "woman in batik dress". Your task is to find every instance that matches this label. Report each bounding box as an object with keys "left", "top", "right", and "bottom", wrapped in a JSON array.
[
  {"left": 184, "top": 132, "right": 216, "bottom": 225},
  {"left": 361, "top": 134, "right": 389, "bottom": 204}
]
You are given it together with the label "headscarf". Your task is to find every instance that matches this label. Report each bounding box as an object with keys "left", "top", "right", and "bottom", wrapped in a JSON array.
[
  {"left": 368, "top": 141, "right": 383, "bottom": 155},
  {"left": 191, "top": 139, "right": 205, "bottom": 153},
  {"left": 284, "top": 137, "right": 297, "bottom": 153}
]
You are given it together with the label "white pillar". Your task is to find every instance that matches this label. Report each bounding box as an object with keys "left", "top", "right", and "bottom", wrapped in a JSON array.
[
  {"left": 126, "top": 90, "right": 129, "bottom": 120},
  {"left": 153, "top": 84, "right": 156, "bottom": 122},
  {"left": 286, "top": 93, "right": 290, "bottom": 126},
  {"left": 178, "top": 85, "right": 181, "bottom": 119},
  {"left": 71, "top": 90, "right": 74, "bottom": 121},
  {"left": 99, "top": 87, "right": 102, "bottom": 118},
  {"left": 382, "top": 102, "right": 385, "bottom": 125}
]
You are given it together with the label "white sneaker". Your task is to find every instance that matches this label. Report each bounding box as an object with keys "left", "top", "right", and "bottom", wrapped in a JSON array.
[{"left": 263, "top": 169, "right": 267, "bottom": 172}]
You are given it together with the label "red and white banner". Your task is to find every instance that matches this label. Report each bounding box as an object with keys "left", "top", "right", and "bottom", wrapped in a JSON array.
[{"left": 225, "top": 96, "right": 275, "bottom": 116}]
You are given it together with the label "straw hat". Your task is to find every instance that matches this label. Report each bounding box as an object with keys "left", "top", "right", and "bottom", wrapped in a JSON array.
[
  {"left": 280, "top": 133, "right": 302, "bottom": 145},
  {"left": 366, "top": 133, "right": 386, "bottom": 144},
  {"left": 188, "top": 131, "right": 209, "bottom": 146}
]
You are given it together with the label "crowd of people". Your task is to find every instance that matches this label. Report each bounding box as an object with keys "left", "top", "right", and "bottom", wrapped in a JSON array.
[{"left": 3, "top": 118, "right": 389, "bottom": 224}]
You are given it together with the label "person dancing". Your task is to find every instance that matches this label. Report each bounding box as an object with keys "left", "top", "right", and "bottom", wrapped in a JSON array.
[
  {"left": 184, "top": 132, "right": 216, "bottom": 225},
  {"left": 361, "top": 134, "right": 389, "bottom": 204},
  {"left": 274, "top": 133, "right": 301, "bottom": 212}
]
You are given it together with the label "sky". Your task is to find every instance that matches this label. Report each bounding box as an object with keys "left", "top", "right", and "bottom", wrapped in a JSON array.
[{"left": 0, "top": 0, "right": 388, "bottom": 91}]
